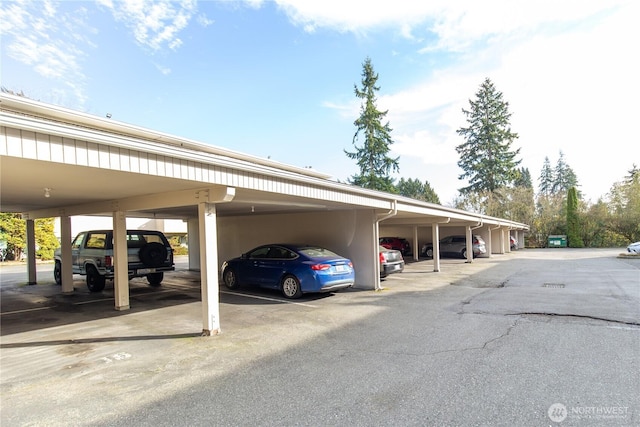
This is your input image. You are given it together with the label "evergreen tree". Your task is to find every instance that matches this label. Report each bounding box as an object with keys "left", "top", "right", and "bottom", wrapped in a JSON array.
[
  {"left": 624, "top": 164, "right": 639, "bottom": 184},
  {"left": 538, "top": 156, "right": 554, "bottom": 196},
  {"left": 566, "top": 186, "right": 584, "bottom": 247},
  {"left": 396, "top": 178, "right": 441, "bottom": 204},
  {"left": 456, "top": 78, "right": 521, "bottom": 194},
  {"left": 514, "top": 167, "right": 532, "bottom": 188},
  {"left": 552, "top": 151, "right": 579, "bottom": 195},
  {"left": 345, "top": 57, "right": 399, "bottom": 192}
]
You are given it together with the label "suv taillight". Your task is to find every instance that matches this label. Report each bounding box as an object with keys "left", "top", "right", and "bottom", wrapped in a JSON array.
[
  {"left": 379, "top": 252, "right": 385, "bottom": 263},
  {"left": 105, "top": 256, "right": 112, "bottom": 268}
]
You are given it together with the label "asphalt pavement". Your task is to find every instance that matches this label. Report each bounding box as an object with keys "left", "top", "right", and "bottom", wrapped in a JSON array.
[{"left": 1, "top": 249, "right": 638, "bottom": 426}]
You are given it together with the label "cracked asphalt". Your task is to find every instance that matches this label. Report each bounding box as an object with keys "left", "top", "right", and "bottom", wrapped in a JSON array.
[{"left": 1, "top": 249, "right": 639, "bottom": 426}]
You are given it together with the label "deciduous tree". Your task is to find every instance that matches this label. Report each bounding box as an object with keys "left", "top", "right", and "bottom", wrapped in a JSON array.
[{"left": 607, "top": 164, "right": 640, "bottom": 242}]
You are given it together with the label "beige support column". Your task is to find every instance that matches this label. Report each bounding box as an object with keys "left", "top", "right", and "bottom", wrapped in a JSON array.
[
  {"left": 60, "top": 215, "right": 74, "bottom": 294},
  {"left": 199, "top": 202, "right": 221, "bottom": 336},
  {"left": 465, "top": 225, "right": 473, "bottom": 263},
  {"left": 187, "top": 218, "right": 200, "bottom": 271},
  {"left": 374, "top": 220, "right": 382, "bottom": 290},
  {"left": 412, "top": 226, "right": 419, "bottom": 262},
  {"left": 432, "top": 224, "right": 441, "bottom": 272},
  {"left": 112, "top": 211, "right": 130, "bottom": 311},
  {"left": 25, "top": 219, "right": 37, "bottom": 285}
]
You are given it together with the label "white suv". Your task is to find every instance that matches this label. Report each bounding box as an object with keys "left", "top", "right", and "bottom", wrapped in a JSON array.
[{"left": 54, "top": 230, "right": 175, "bottom": 292}]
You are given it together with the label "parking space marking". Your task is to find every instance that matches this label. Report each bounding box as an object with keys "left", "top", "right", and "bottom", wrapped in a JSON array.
[
  {"left": 1, "top": 306, "right": 51, "bottom": 316},
  {"left": 0, "top": 288, "right": 181, "bottom": 316},
  {"left": 219, "top": 290, "right": 318, "bottom": 308},
  {"left": 1, "top": 287, "right": 317, "bottom": 316}
]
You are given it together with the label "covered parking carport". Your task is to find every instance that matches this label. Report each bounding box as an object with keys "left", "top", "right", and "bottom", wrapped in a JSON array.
[
  {"left": 379, "top": 201, "right": 527, "bottom": 269},
  {"left": 0, "top": 93, "right": 528, "bottom": 335}
]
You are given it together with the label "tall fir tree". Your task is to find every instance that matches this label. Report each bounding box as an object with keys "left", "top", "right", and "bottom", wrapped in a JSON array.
[
  {"left": 345, "top": 57, "right": 399, "bottom": 192},
  {"left": 456, "top": 78, "right": 521, "bottom": 195},
  {"left": 538, "top": 156, "right": 554, "bottom": 196},
  {"left": 552, "top": 151, "right": 579, "bottom": 195},
  {"left": 514, "top": 167, "right": 532, "bottom": 188},
  {"left": 396, "top": 178, "right": 440, "bottom": 204}
]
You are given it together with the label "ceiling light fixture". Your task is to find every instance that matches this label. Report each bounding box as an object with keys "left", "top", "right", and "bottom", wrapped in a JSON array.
[{"left": 44, "top": 188, "right": 51, "bottom": 198}]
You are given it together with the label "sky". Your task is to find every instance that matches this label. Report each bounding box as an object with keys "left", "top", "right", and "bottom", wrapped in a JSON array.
[{"left": 1, "top": 0, "right": 638, "bottom": 205}]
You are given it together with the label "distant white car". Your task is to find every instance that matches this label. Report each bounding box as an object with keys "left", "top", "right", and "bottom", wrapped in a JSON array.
[{"left": 627, "top": 242, "right": 640, "bottom": 254}]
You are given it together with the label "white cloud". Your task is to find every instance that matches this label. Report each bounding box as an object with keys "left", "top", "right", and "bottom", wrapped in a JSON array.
[
  {"left": 313, "top": 0, "right": 638, "bottom": 201},
  {"left": 271, "top": 0, "right": 444, "bottom": 34},
  {"left": 154, "top": 63, "right": 172, "bottom": 75},
  {"left": 97, "top": 0, "right": 197, "bottom": 51},
  {"left": 0, "top": 0, "right": 91, "bottom": 106},
  {"left": 197, "top": 13, "right": 214, "bottom": 27}
]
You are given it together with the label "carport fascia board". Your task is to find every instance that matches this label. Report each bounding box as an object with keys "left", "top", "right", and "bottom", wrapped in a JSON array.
[
  {"left": 22, "top": 186, "right": 236, "bottom": 220},
  {"left": 2, "top": 109, "right": 399, "bottom": 216},
  {"left": 382, "top": 203, "right": 529, "bottom": 231},
  {"left": 1, "top": 94, "right": 331, "bottom": 182}
]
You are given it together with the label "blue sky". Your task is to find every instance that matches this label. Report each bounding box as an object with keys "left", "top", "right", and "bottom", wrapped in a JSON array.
[{"left": 1, "top": 0, "right": 638, "bottom": 205}]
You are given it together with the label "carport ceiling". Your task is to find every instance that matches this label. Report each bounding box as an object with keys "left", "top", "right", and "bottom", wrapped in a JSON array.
[{"left": 0, "top": 156, "right": 359, "bottom": 219}]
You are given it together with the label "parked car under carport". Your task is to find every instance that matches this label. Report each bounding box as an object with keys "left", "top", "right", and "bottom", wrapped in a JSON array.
[
  {"left": 379, "top": 246, "right": 404, "bottom": 278},
  {"left": 221, "top": 243, "right": 355, "bottom": 299},
  {"left": 421, "top": 235, "right": 487, "bottom": 259}
]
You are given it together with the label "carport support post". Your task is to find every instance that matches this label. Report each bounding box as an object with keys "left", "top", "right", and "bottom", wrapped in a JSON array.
[
  {"left": 113, "top": 211, "right": 130, "bottom": 310},
  {"left": 412, "top": 226, "right": 419, "bottom": 262},
  {"left": 199, "top": 202, "right": 221, "bottom": 336},
  {"left": 25, "top": 219, "right": 37, "bottom": 285},
  {"left": 432, "top": 224, "right": 441, "bottom": 272},
  {"left": 465, "top": 226, "right": 473, "bottom": 263},
  {"left": 60, "top": 215, "right": 74, "bottom": 294}
]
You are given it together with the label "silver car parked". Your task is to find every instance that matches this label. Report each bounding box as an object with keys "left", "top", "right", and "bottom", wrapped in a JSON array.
[
  {"left": 379, "top": 246, "right": 404, "bottom": 278},
  {"left": 421, "top": 235, "right": 487, "bottom": 259}
]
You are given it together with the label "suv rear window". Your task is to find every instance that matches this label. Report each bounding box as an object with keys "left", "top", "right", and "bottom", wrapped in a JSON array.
[
  {"left": 85, "top": 233, "right": 108, "bottom": 249},
  {"left": 127, "top": 234, "right": 147, "bottom": 248}
]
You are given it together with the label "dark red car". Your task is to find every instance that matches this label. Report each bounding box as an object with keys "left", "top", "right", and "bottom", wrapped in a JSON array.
[{"left": 379, "top": 237, "right": 411, "bottom": 256}]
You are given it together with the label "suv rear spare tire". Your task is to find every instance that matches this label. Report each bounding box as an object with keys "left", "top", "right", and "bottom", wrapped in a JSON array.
[{"left": 139, "top": 242, "right": 168, "bottom": 268}]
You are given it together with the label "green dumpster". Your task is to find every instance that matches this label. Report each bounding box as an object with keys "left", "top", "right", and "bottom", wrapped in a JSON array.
[{"left": 548, "top": 235, "right": 567, "bottom": 247}]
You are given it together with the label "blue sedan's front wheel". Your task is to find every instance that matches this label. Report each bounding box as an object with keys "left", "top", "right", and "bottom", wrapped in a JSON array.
[
  {"left": 281, "top": 275, "right": 302, "bottom": 299},
  {"left": 223, "top": 268, "right": 239, "bottom": 289}
]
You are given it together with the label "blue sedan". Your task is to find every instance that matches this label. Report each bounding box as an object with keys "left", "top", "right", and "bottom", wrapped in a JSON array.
[{"left": 221, "top": 244, "right": 355, "bottom": 299}]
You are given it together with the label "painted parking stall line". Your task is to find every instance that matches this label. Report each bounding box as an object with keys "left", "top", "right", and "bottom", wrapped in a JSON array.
[{"left": 219, "top": 290, "right": 318, "bottom": 308}]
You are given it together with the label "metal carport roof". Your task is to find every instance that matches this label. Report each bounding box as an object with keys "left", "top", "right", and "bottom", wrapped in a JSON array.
[{"left": 0, "top": 93, "right": 528, "bottom": 334}]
